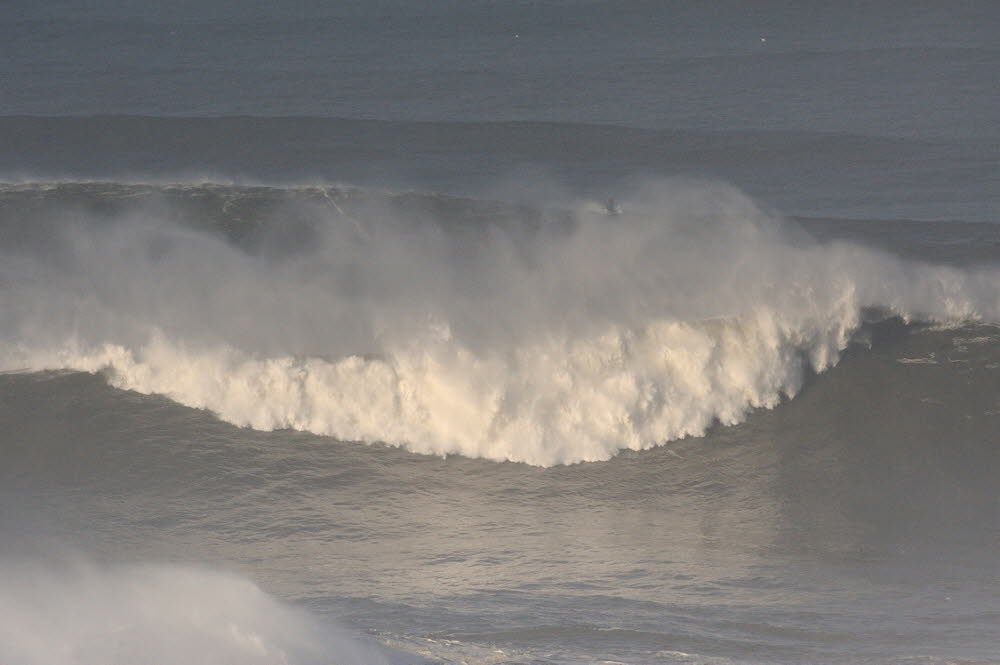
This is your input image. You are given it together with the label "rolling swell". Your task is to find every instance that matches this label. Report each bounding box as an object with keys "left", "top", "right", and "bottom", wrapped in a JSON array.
[
  {"left": 0, "top": 560, "right": 392, "bottom": 665},
  {"left": 1, "top": 181, "right": 998, "bottom": 465},
  {"left": 3, "top": 115, "right": 998, "bottom": 223}
]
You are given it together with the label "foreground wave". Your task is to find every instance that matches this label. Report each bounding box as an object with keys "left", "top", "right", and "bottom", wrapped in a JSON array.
[
  {"left": 1, "top": 180, "right": 997, "bottom": 465},
  {"left": 0, "top": 560, "right": 393, "bottom": 665}
]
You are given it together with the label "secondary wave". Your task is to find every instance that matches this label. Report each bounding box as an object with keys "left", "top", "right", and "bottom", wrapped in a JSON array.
[{"left": 1, "top": 180, "right": 997, "bottom": 465}]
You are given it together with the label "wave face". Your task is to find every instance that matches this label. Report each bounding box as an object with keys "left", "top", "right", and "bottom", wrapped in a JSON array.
[{"left": 1, "top": 181, "right": 998, "bottom": 465}]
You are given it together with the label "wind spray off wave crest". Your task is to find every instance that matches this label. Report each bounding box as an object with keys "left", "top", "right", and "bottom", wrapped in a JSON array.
[{"left": 1, "top": 180, "right": 996, "bottom": 465}]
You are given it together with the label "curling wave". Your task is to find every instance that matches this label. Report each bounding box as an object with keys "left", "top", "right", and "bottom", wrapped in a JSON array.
[{"left": 1, "top": 180, "right": 997, "bottom": 465}]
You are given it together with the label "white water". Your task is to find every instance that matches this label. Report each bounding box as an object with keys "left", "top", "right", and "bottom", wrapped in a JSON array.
[
  {"left": 0, "top": 561, "right": 389, "bottom": 665},
  {"left": 2, "top": 181, "right": 997, "bottom": 465}
]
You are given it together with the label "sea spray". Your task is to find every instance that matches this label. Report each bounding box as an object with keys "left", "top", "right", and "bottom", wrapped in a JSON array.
[
  {"left": 0, "top": 560, "right": 389, "bottom": 665},
  {"left": 1, "top": 180, "right": 997, "bottom": 465}
]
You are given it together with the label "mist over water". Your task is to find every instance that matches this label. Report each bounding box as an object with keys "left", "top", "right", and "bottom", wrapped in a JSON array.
[
  {"left": 0, "top": 559, "right": 391, "bottom": 665},
  {"left": 1, "top": 180, "right": 997, "bottom": 465}
]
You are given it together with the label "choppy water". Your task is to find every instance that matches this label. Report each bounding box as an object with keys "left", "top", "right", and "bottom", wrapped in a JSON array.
[{"left": 2, "top": 2, "right": 999, "bottom": 664}]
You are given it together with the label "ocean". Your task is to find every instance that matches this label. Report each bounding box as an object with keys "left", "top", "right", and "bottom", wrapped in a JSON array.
[{"left": 1, "top": 2, "right": 999, "bottom": 664}]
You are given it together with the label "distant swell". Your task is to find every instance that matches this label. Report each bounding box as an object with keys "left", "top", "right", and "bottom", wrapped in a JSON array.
[{"left": 1, "top": 180, "right": 997, "bottom": 465}]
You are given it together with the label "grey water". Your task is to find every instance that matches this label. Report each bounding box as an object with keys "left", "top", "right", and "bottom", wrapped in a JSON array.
[{"left": 1, "top": 2, "right": 999, "bottom": 664}]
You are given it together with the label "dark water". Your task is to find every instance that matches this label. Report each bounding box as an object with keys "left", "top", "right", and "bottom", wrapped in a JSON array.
[
  {"left": 6, "top": 1, "right": 999, "bottom": 139},
  {"left": 2, "top": 2, "right": 999, "bottom": 664}
]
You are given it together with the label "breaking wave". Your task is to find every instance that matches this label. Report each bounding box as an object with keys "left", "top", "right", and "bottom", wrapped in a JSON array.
[{"left": 1, "top": 180, "right": 997, "bottom": 465}]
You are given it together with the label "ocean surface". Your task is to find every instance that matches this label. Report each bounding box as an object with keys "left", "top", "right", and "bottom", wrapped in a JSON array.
[{"left": 2, "top": 2, "right": 999, "bottom": 664}]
